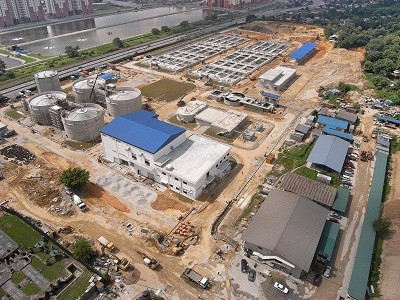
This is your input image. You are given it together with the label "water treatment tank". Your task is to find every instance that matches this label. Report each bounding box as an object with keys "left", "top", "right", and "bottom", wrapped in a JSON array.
[
  {"left": 72, "top": 78, "right": 106, "bottom": 103},
  {"left": 106, "top": 88, "right": 142, "bottom": 118},
  {"left": 176, "top": 100, "right": 207, "bottom": 123},
  {"left": 29, "top": 91, "right": 67, "bottom": 125},
  {"left": 34, "top": 70, "right": 62, "bottom": 93},
  {"left": 62, "top": 103, "right": 105, "bottom": 142}
]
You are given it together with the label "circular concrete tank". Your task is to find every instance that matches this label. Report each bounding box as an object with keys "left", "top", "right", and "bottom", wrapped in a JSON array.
[
  {"left": 62, "top": 103, "right": 105, "bottom": 142},
  {"left": 224, "top": 93, "right": 243, "bottom": 106},
  {"left": 29, "top": 91, "right": 67, "bottom": 125},
  {"left": 34, "top": 70, "right": 61, "bottom": 93},
  {"left": 106, "top": 88, "right": 142, "bottom": 117},
  {"left": 72, "top": 78, "right": 106, "bottom": 103}
]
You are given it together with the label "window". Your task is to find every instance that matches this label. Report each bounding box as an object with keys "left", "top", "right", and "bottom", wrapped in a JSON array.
[
  {"left": 132, "top": 154, "right": 137, "bottom": 160},
  {"left": 216, "top": 164, "right": 219, "bottom": 167},
  {"left": 169, "top": 184, "right": 173, "bottom": 187},
  {"left": 162, "top": 172, "right": 166, "bottom": 175},
  {"left": 183, "top": 190, "right": 187, "bottom": 194},
  {"left": 174, "top": 177, "right": 179, "bottom": 181},
  {"left": 183, "top": 181, "right": 187, "bottom": 185},
  {"left": 145, "top": 159, "right": 150, "bottom": 166},
  {"left": 176, "top": 187, "right": 180, "bottom": 190}
]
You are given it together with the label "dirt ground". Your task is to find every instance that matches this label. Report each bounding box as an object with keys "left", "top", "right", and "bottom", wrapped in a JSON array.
[{"left": 86, "top": 182, "right": 130, "bottom": 212}]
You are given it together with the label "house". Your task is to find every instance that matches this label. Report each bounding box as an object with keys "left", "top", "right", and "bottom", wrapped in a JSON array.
[{"left": 289, "top": 42, "right": 317, "bottom": 64}]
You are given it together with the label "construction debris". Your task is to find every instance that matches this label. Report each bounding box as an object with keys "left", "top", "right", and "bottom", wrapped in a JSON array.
[{"left": 0, "top": 144, "right": 35, "bottom": 164}]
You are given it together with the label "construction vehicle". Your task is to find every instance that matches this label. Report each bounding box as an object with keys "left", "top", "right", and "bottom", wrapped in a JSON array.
[
  {"left": 114, "top": 252, "right": 131, "bottom": 271},
  {"left": 72, "top": 194, "right": 88, "bottom": 212},
  {"left": 182, "top": 268, "right": 211, "bottom": 289},
  {"left": 97, "top": 236, "right": 116, "bottom": 253},
  {"left": 135, "top": 250, "right": 159, "bottom": 270}
]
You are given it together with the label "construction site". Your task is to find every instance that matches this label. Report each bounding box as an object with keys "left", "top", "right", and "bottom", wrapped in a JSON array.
[{"left": 0, "top": 21, "right": 370, "bottom": 299}]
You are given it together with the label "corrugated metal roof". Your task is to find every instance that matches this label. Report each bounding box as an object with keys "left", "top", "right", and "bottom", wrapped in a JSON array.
[
  {"left": 377, "top": 115, "right": 400, "bottom": 125},
  {"left": 242, "top": 190, "right": 329, "bottom": 272},
  {"left": 261, "top": 91, "right": 281, "bottom": 100},
  {"left": 289, "top": 42, "right": 317, "bottom": 60},
  {"left": 100, "top": 110, "right": 186, "bottom": 154},
  {"left": 332, "top": 187, "right": 350, "bottom": 213},
  {"left": 336, "top": 110, "right": 358, "bottom": 124},
  {"left": 295, "top": 124, "right": 311, "bottom": 134},
  {"left": 317, "top": 115, "right": 349, "bottom": 129},
  {"left": 307, "top": 135, "right": 350, "bottom": 173},
  {"left": 323, "top": 127, "right": 354, "bottom": 141},
  {"left": 99, "top": 73, "right": 114, "bottom": 80},
  {"left": 348, "top": 151, "right": 388, "bottom": 300},
  {"left": 316, "top": 221, "right": 340, "bottom": 261},
  {"left": 281, "top": 173, "right": 337, "bottom": 207}
]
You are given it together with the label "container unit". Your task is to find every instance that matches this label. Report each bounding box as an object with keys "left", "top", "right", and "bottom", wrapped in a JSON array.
[
  {"left": 49, "top": 106, "right": 63, "bottom": 129},
  {"left": 72, "top": 78, "right": 106, "bottom": 104},
  {"left": 28, "top": 92, "right": 67, "bottom": 125},
  {"left": 62, "top": 103, "right": 105, "bottom": 142},
  {"left": 34, "top": 70, "right": 62, "bottom": 93},
  {"left": 106, "top": 88, "right": 142, "bottom": 118}
]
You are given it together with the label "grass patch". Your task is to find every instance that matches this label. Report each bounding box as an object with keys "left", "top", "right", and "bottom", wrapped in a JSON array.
[
  {"left": 203, "top": 128, "right": 237, "bottom": 144},
  {"left": 57, "top": 270, "right": 92, "bottom": 300},
  {"left": 0, "top": 289, "right": 5, "bottom": 297},
  {"left": 369, "top": 237, "right": 383, "bottom": 297},
  {"left": 140, "top": 79, "right": 195, "bottom": 102},
  {"left": 390, "top": 135, "right": 400, "bottom": 154},
  {"left": 31, "top": 256, "right": 66, "bottom": 281},
  {"left": 63, "top": 140, "right": 96, "bottom": 151},
  {"left": 11, "top": 272, "right": 26, "bottom": 285},
  {"left": 21, "top": 282, "right": 41, "bottom": 296},
  {"left": 6, "top": 109, "right": 25, "bottom": 120},
  {"left": 235, "top": 194, "right": 264, "bottom": 227},
  {"left": 296, "top": 166, "right": 318, "bottom": 180},
  {"left": 275, "top": 142, "right": 314, "bottom": 172},
  {"left": 327, "top": 96, "right": 340, "bottom": 108},
  {"left": 168, "top": 115, "right": 198, "bottom": 130},
  {"left": 19, "top": 55, "right": 37, "bottom": 64},
  {"left": 0, "top": 215, "right": 42, "bottom": 249}
]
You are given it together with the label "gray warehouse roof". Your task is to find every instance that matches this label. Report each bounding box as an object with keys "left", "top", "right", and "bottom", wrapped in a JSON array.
[
  {"left": 242, "top": 190, "right": 329, "bottom": 271},
  {"left": 307, "top": 135, "right": 350, "bottom": 173},
  {"left": 295, "top": 124, "right": 311, "bottom": 134},
  {"left": 336, "top": 110, "right": 358, "bottom": 124}
]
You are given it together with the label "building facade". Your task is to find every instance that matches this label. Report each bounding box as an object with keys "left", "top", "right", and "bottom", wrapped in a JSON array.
[
  {"left": 45, "top": 0, "right": 92, "bottom": 18},
  {"left": 203, "top": 0, "right": 271, "bottom": 9}
]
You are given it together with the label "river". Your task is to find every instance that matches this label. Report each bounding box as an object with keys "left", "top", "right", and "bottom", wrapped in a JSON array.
[{"left": 0, "top": 7, "right": 204, "bottom": 56}]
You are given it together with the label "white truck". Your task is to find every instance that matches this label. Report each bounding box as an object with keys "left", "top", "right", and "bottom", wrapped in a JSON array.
[
  {"left": 182, "top": 268, "right": 211, "bottom": 289},
  {"left": 72, "top": 194, "right": 88, "bottom": 212}
]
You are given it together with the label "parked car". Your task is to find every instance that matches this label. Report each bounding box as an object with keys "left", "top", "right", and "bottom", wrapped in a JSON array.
[
  {"left": 340, "top": 184, "right": 351, "bottom": 189},
  {"left": 241, "top": 259, "right": 248, "bottom": 273},
  {"left": 330, "top": 212, "right": 342, "bottom": 219},
  {"left": 324, "top": 266, "right": 332, "bottom": 278},
  {"left": 248, "top": 269, "right": 256, "bottom": 282},
  {"left": 274, "top": 282, "right": 289, "bottom": 294}
]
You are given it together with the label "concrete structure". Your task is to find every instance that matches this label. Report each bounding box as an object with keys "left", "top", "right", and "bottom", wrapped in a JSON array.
[
  {"left": 307, "top": 135, "right": 350, "bottom": 173},
  {"left": 0, "top": 0, "right": 45, "bottom": 27},
  {"left": 243, "top": 189, "right": 329, "bottom": 278},
  {"left": 190, "top": 41, "right": 288, "bottom": 85},
  {"left": 34, "top": 70, "right": 61, "bottom": 93},
  {"left": 176, "top": 100, "right": 207, "bottom": 123},
  {"left": 143, "top": 35, "right": 248, "bottom": 73},
  {"left": 28, "top": 91, "right": 67, "bottom": 125},
  {"left": 62, "top": 103, "right": 104, "bottom": 142},
  {"left": 49, "top": 105, "right": 63, "bottom": 129},
  {"left": 100, "top": 110, "right": 231, "bottom": 199},
  {"left": 0, "top": 121, "right": 7, "bottom": 137},
  {"left": 195, "top": 107, "right": 248, "bottom": 136},
  {"left": 44, "top": 0, "right": 92, "bottom": 18},
  {"left": 259, "top": 66, "right": 297, "bottom": 91},
  {"left": 210, "top": 90, "right": 275, "bottom": 112},
  {"left": 295, "top": 124, "right": 311, "bottom": 135},
  {"left": 289, "top": 42, "right": 317, "bottom": 64},
  {"left": 106, "top": 88, "right": 142, "bottom": 118},
  {"left": 72, "top": 78, "right": 106, "bottom": 104}
]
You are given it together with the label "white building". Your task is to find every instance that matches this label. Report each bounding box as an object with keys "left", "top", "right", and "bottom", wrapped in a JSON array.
[
  {"left": 259, "top": 66, "right": 297, "bottom": 91},
  {"left": 100, "top": 110, "right": 231, "bottom": 199}
]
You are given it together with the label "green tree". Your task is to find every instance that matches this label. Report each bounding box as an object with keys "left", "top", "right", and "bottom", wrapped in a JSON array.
[
  {"left": 0, "top": 59, "right": 5, "bottom": 75},
  {"left": 246, "top": 14, "right": 257, "bottom": 23},
  {"left": 373, "top": 217, "right": 392, "bottom": 237},
  {"left": 161, "top": 26, "right": 170, "bottom": 32},
  {"left": 112, "top": 37, "right": 124, "bottom": 49},
  {"left": 180, "top": 21, "right": 189, "bottom": 29},
  {"left": 151, "top": 28, "right": 160, "bottom": 35},
  {"left": 73, "top": 239, "right": 91, "bottom": 262},
  {"left": 65, "top": 45, "right": 80, "bottom": 58},
  {"left": 59, "top": 167, "right": 90, "bottom": 190}
]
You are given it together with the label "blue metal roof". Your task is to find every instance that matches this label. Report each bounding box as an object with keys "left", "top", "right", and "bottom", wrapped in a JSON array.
[
  {"left": 100, "top": 110, "right": 186, "bottom": 154},
  {"left": 99, "top": 73, "right": 114, "bottom": 80},
  {"left": 289, "top": 42, "right": 317, "bottom": 60},
  {"left": 261, "top": 91, "right": 281, "bottom": 100},
  {"left": 323, "top": 126, "right": 354, "bottom": 141},
  {"left": 377, "top": 115, "right": 400, "bottom": 125},
  {"left": 317, "top": 115, "right": 349, "bottom": 130}
]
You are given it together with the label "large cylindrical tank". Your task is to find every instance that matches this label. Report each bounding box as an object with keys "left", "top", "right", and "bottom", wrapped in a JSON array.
[
  {"left": 106, "top": 88, "right": 142, "bottom": 117},
  {"left": 34, "top": 70, "right": 61, "bottom": 93},
  {"left": 29, "top": 91, "right": 67, "bottom": 125},
  {"left": 62, "top": 103, "right": 105, "bottom": 142},
  {"left": 72, "top": 78, "right": 106, "bottom": 104}
]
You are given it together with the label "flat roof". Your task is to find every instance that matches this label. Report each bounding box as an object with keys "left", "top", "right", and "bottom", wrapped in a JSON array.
[
  {"left": 242, "top": 190, "right": 329, "bottom": 271},
  {"left": 289, "top": 42, "right": 317, "bottom": 60},
  {"left": 332, "top": 187, "right": 350, "bottom": 213},
  {"left": 348, "top": 151, "right": 388, "bottom": 300},
  {"left": 101, "top": 110, "right": 186, "bottom": 154},
  {"left": 280, "top": 173, "right": 337, "bottom": 207},
  {"left": 259, "top": 67, "right": 296, "bottom": 86},
  {"left": 317, "top": 115, "right": 349, "bottom": 130},
  {"left": 307, "top": 135, "right": 350, "bottom": 173},
  {"left": 295, "top": 124, "right": 311, "bottom": 134},
  {"left": 323, "top": 127, "right": 354, "bottom": 141},
  {"left": 316, "top": 221, "right": 340, "bottom": 261},
  {"left": 157, "top": 134, "right": 231, "bottom": 183},
  {"left": 195, "top": 108, "right": 247, "bottom": 132}
]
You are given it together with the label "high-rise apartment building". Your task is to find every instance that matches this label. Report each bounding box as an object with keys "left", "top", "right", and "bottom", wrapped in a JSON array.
[
  {"left": 45, "top": 0, "right": 92, "bottom": 19},
  {"left": 204, "top": 0, "right": 269, "bottom": 9}
]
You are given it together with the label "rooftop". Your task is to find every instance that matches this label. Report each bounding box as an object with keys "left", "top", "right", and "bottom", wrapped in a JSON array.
[
  {"left": 156, "top": 134, "right": 231, "bottom": 183},
  {"left": 100, "top": 110, "right": 186, "bottom": 154},
  {"left": 336, "top": 110, "right": 358, "bottom": 124},
  {"left": 377, "top": 115, "right": 400, "bottom": 125},
  {"left": 332, "top": 187, "right": 350, "bottom": 213},
  {"left": 295, "top": 124, "right": 311, "bottom": 134},
  {"left": 316, "top": 221, "right": 340, "bottom": 261},
  {"left": 289, "top": 42, "right": 317, "bottom": 60},
  {"left": 280, "top": 173, "right": 337, "bottom": 207},
  {"left": 323, "top": 127, "right": 354, "bottom": 141},
  {"left": 317, "top": 115, "right": 349, "bottom": 130},
  {"left": 260, "top": 66, "right": 297, "bottom": 86},
  {"left": 242, "top": 190, "right": 329, "bottom": 271},
  {"left": 307, "top": 135, "right": 350, "bottom": 173}
]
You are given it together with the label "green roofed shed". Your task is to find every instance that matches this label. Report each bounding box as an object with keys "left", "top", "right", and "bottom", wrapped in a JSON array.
[
  {"left": 332, "top": 187, "right": 350, "bottom": 213},
  {"left": 316, "top": 221, "right": 340, "bottom": 261}
]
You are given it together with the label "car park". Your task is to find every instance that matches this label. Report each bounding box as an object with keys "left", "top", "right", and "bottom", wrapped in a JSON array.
[
  {"left": 248, "top": 269, "right": 256, "bottom": 282},
  {"left": 324, "top": 266, "right": 332, "bottom": 278},
  {"left": 241, "top": 259, "right": 248, "bottom": 273},
  {"left": 274, "top": 282, "right": 289, "bottom": 294}
]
